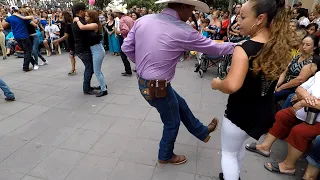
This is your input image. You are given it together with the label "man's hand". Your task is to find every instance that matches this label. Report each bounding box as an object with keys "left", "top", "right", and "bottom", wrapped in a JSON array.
[
  {"left": 293, "top": 100, "right": 304, "bottom": 112},
  {"left": 211, "top": 77, "right": 222, "bottom": 90},
  {"left": 73, "top": 17, "right": 79, "bottom": 23}
]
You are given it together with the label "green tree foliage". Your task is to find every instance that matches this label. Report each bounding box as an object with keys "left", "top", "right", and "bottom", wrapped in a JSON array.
[
  {"left": 124, "top": 0, "right": 166, "bottom": 12},
  {"left": 95, "top": 0, "right": 112, "bottom": 10}
]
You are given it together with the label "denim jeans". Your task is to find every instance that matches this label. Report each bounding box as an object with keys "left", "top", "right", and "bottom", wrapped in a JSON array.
[
  {"left": 0, "top": 79, "right": 14, "bottom": 99},
  {"left": 77, "top": 52, "right": 93, "bottom": 92},
  {"left": 30, "top": 35, "right": 46, "bottom": 65},
  {"left": 307, "top": 136, "right": 320, "bottom": 168},
  {"left": 16, "top": 38, "right": 34, "bottom": 70},
  {"left": 138, "top": 78, "right": 208, "bottom": 161},
  {"left": 118, "top": 35, "right": 132, "bottom": 74},
  {"left": 282, "top": 93, "right": 295, "bottom": 109},
  {"left": 90, "top": 43, "right": 107, "bottom": 91},
  {"left": 274, "top": 88, "right": 296, "bottom": 103}
]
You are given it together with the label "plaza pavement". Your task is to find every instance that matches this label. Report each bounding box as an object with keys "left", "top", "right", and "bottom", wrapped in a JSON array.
[{"left": 0, "top": 53, "right": 308, "bottom": 180}]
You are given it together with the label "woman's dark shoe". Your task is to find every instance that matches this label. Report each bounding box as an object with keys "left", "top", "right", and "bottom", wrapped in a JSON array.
[
  {"left": 5, "top": 97, "right": 15, "bottom": 101},
  {"left": 96, "top": 90, "right": 108, "bottom": 97},
  {"left": 219, "top": 173, "right": 241, "bottom": 180}
]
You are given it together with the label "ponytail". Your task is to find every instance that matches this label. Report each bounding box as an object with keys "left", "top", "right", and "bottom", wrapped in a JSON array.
[{"left": 252, "top": 0, "right": 293, "bottom": 81}]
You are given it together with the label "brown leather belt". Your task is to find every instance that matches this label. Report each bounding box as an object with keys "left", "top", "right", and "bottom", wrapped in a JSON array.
[
  {"left": 138, "top": 78, "right": 170, "bottom": 99},
  {"left": 138, "top": 78, "right": 170, "bottom": 87}
]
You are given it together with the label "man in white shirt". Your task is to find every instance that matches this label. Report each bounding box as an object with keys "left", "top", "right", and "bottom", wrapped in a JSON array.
[{"left": 43, "top": 18, "right": 60, "bottom": 56}]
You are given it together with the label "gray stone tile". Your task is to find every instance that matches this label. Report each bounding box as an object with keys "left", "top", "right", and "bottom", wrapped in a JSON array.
[
  {"left": 89, "top": 133, "right": 131, "bottom": 158},
  {"left": 7, "top": 120, "right": 50, "bottom": 141},
  {"left": 21, "top": 175, "right": 45, "bottom": 180},
  {"left": 145, "top": 108, "right": 161, "bottom": 122},
  {"left": 23, "top": 84, "right": 52, "bottom": 93},
  {"left": 110, "top": 94, "right": 136, "bottom": 105},
  {"left": 0, "top": 101, "right": 31, "bottom": 115},
  {"left": 0, "top": 167, "right": 25, "bottom": 180},
  {"left": 98, "top": 104, "right": 126, "bottom": 117},
  {"left": 10, "top": 82, "right": 34, "bottom": 89},
  {"left": 196, "top": 148, "right": 222, "bottom": 177},
  {"left": 0, "top": 136, "right": 28, "bottom": 161},
  {"left": 0, "top": 113, "right": 9, "bottom": 121},
  {"left": 112, "top": 80, "right": 132, "bottom": 87},
  {"left": 0, "top": 142, "right": 54, "bottom": 174},
  {"left": 109, "top": 161, "right": 154, "bottom": 180},
  {"left": 8, "top": 89, "right": 34, "bottom": 100},
  {"left": 107, "top": 85, "right": 126, "bottom": 94},
  {"left": 107, "top": 117, "right": 142, "bottom": 136},
  {"left": 197, "top": 129, "right": 221, "bottom": 150},
  {"left": 81, "top": 114, "right": 117, "bottom": 133},
  {"left": 100, "top": 93, "right": 117, "bottom": 103},
  {"left": 120, "top": 87, "right": 140, "bottom": 95},
  {"left": 65, "top": 154, "right": 118, "bottom": 180},
  {"left": 122, "top": 138, "right": 159, "bottom": 166},
  {"left": 195, "top": 175, "right": 214, "bottom": 180},
  {"left": 137, "top": 121, "right": 163, "bottom": 141},
  {"left": 157, "top": 144, "right": 197, "bottom": 174},
  {"left": 75, "top": 101, "right": 107, "bottom": 114},
  {"left": 29, "top": 149, "right": 85, "bottom": 180},
  {"left": 152, "top": 168, "right": 195, "bottom": 180},
  {"left": 31, "top": 126, "right": 76, "bottom": 147},
  {"left": 55, "top": 97, "right": 88, "bottom": 110},
  {"left": 36, "top": 95, "right": 69, "bottom": 107},
  {"left": 60, "top": 129, "right": 101, "bottom": 153},
  {"left": 121, "top": 105, "right": 151, "bottom": 120},
  {"left": 175, "top": 128, "right": 199, "bottom": 147},
  {"left": 129, "top": 95, "right": 150, "bottom": 107},
  {"left": 19, "top": 93, "right": 51, "bottom": 104}
]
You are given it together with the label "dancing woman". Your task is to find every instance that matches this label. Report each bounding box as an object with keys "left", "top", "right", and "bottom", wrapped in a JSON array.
[
  {"left": 74, "top": 10, "right": 108, "bottom": 97},
  {"left": 211, "top": 0, "right": 292, "bottom": 179}
]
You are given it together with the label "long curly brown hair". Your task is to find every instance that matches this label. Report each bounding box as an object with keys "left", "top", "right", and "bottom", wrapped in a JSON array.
[
  {"left": 86, "top": 10, "right": 103, "bottom": 35},
  {"left": 251, "top": 0, "right": 293, "bottom": 81}
]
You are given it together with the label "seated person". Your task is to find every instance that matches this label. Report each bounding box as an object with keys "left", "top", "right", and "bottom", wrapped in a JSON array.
[
  {"left": 5, "top": 31, "right": 17, "bottom": 56},
  {"left": 303, "top": 135, "right": 320, "bottom": 180},
  {"left": 43, "top": 18, "right": 60, "bottom": 56},
  {"left": 275, "top": 35, "right": 320, "bottom": 105},
  {"left": 246, "top": 71, "right": 320, "bottom": 175}
]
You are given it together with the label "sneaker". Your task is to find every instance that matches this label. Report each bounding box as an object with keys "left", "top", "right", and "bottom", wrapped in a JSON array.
[
  {"left": 33, "top": 65, "right": 39, "bottom": 70},
  {"left": 3, "top": 56, "right": 7, "bottom": 60},
  {"left": 121, "top": 72, "right": 133, "bottom": 77},
  {"left": 5, "top": 97, "right": 15, "bottom": 101},
  {"left": 40, "top": 61, "right": 48, "bottom": 66},
  {"left": 68, "top": 70, "right": 77, "bottom": 76}
]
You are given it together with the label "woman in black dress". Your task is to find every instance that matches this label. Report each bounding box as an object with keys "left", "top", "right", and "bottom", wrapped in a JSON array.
[{"left": 211, "top": 0, "right": 292, "bottom": 179}]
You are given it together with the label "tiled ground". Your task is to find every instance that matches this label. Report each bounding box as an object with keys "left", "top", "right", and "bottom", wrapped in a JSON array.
[{"left": 0, "top": 53, "right": 308, "bottom": 180}]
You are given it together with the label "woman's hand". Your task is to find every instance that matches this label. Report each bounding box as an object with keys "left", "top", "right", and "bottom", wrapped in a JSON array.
[
  {"left": 292, "top": 100, "right": 304, "bottom": 112},
  {"left": 211, "top": 77, "right": 222, "bottom": 90},
  {"left": 304, "top": 96, "right": 319, "bottom": 106},
  {"left": 73, "top": 17, "right": 79, "bottom": 23},
  {"left": 275, "top": 86, "right": 283, "bottom": 92},
  {"left": 291, "top": 94, "right": 298, "bottom": 102}
]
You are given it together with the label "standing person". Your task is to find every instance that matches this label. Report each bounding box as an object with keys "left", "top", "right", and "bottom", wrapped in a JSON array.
[
  {"left": 106, "top": 13, "right": 120, "bottom": 56},
  {"left": 71, "top": 3, "right": 95, "bottom": 95},
  {"left": 2, "top": 8, "right": 34, "bottom": 72},
  {"left": 122, "top": 0, "right": 234, "bottom": 165},
  {"left": 114, "top": 6, "right": 134, "bottom": 76},
  {"left": 0, "top": 13, "right": 7, "bottom": 59},
  {"left": 53, "top": 11, "right": 77, "bottom": 76},
  {"left": 211, "top": 0, "right": 292, "bottom": 179},
  {"left": 74, "top": 10, "right": 108, "bottom": 97}
]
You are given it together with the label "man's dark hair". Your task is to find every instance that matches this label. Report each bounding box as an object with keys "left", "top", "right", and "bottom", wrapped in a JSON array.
[{"left": 72, "top": 3, "right": 86, "bottom": 15}]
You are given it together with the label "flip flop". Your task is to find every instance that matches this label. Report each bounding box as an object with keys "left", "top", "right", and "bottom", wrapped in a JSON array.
[
  {"left": 264, "top": 162, "right": 295, "bottom": 175},
  {"left": 245, "top": 143, "right": 270, "bottom": 157}
]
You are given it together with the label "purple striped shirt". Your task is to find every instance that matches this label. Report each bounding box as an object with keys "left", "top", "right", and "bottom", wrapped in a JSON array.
[{"left": 121, "top": 8, "right": 234, "bottom": 82}]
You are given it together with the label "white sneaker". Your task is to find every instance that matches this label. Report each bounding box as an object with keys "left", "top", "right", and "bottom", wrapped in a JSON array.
[
  {"left": 40, "top": 61, "right": 48, "bottom": 66},
  {"left": 33, "top": 65, "right": 39, "bottom": 70}
]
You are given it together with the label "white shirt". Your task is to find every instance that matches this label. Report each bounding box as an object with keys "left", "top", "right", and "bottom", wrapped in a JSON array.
[
  {"left": 296, "top": 72, "right": 320, "bottom": 122},
  {"left": 45, "top": 24, "right": 60, "bottom": 39},
  {"left": 114, "top": 17, "right": 120, "bottom": 32},
  {"left": 299, "top": 17, "right": 310, "bottom": 27}
]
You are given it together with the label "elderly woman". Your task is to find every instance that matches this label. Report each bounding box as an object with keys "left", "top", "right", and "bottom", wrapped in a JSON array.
[{"left": 246, "top": 69, "right": 320, "bottom": 175}]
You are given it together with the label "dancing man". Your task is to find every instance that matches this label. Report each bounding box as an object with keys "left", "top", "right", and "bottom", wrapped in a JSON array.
[{"left": 122, "top": 0, "right": 234, "bottom": 165}]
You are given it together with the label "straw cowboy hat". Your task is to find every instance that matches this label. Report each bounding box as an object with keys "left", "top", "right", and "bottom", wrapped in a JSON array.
[
  {"left": 113, "top": 4, "right": 128, "bottom": 14},
  {"left": 155, "top": 0, "right": 209, "bottom": 13}
]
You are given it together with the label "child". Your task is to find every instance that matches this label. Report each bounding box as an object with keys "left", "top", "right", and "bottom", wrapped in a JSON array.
[{"left": 200, "top": 18, "right": 210, "bottom": 38}]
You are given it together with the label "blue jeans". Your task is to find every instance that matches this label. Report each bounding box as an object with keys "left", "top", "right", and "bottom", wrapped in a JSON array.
[
  {"left": 77, "top": 51, "right": 93, "bottom": 92},
  {"left": 307, "top": 136, "right": 320, "bottom": 168},
  {"left": 138, "top": 78, "right": 208, "bottom": 161},
  {"left": 30, "top": 35, "right": 46, "bottom": 65},
  {"left": 90, "top": 44, "right": 106, "bottom": 91},
  {"left": 274, "top": 88, "right": 296, "bottom": 103},
  {"left": 0, "top": 79, "right": 14, "bottom": 99},
  {"left": 282, "top": 93, "right": 295, "bottom": 109}
]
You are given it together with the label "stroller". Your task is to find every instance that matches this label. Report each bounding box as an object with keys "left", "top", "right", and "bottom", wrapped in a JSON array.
[{"left": 194, "top": 52, "right": 232, "bottom": 79}]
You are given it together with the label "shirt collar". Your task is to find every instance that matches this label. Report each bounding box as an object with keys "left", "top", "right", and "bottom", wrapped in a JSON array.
[{"left": 161, "top": 8, "right": 181, "bottom": 20}]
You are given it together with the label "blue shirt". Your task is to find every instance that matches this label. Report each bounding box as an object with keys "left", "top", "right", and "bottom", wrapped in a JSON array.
[{"left": 5, "top": 15, "right": 30, "bottom": 39}]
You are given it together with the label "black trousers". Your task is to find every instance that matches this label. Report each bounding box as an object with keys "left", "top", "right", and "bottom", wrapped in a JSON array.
[
  {"left": 77, "top": 51, "right": 93, "bottom": 92},
  {"left": 119, "top": 35, "right": 132, "bottom": 74},
  {"left": 16, "top": 38, "right": 34, "bottom": 70}
]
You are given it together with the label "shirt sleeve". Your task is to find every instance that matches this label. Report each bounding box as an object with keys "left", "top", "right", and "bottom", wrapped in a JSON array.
[
  {"left": 184, "top": 30, "right": 234, "bottom": 56},
  {"left": 55, "top": 25, "right": 60, "bottom": 31},
  {"left": 121, "top": 24, "right": 136, "bottom": 63},
  {"left": 300, "top": 75, "right": 315, "bottom": 90},
  {"left": 120, "top": 19, "right": 130, "bottom": 37}
]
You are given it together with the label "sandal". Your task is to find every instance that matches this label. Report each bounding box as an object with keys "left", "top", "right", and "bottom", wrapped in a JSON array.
[
  {"left": 264, "top": 162, "right": 295, "bottom": 175},
  {"left": 158, "top": 154, "right": 187, "bottom": 165},
  {"left": 245, "top": 143, "right": 270, "bottom": 157},
  {"left": 204, "top": 118, "right": 219, "bottom": 143}
]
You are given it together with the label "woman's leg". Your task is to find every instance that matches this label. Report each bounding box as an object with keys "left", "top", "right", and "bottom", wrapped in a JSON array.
[
  {"left": 0, "top": 32, "right": 7, "bottom": 59},
  {"left": 91, "top": 44, "right": 107, "bottom": 91},
  {"left": 282, "top": 93, "right": 295, "bottom": 109},
  {"left": 221, "top": 116, "right": 249, "bottom": 180},
  {"left": 31, "top": 36, "right": 39, "bottom": 65}
]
